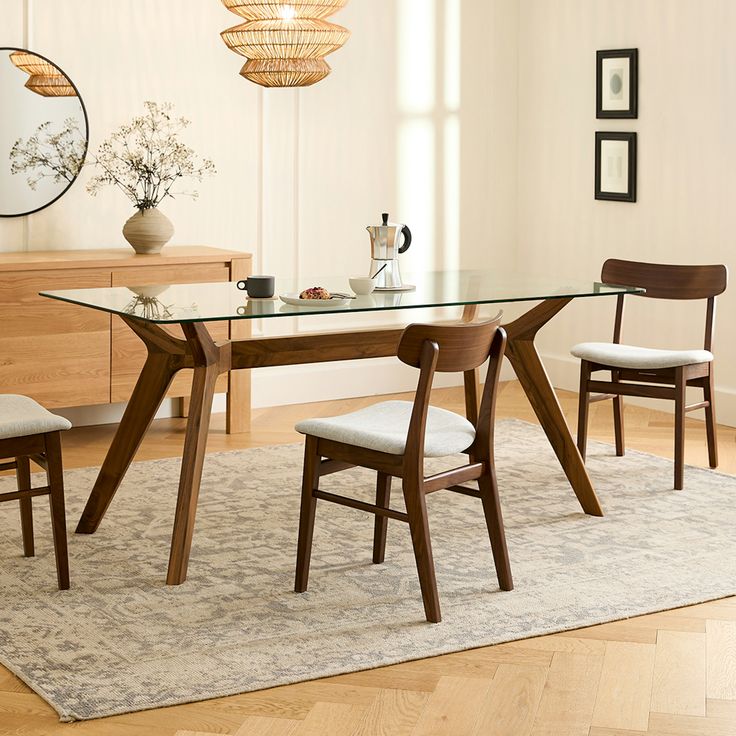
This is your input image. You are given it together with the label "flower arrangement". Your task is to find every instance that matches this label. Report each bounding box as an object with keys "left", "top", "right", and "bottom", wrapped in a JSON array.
[
  {"left": 9, "top": 117, "right": 86, "bottom": 190},
  {"left": 87, "top": 101, "right": 215, "bottom": 212}
]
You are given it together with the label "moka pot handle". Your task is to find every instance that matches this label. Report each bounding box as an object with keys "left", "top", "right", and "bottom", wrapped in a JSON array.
[{"left": 399, "top": 225, "right": 412, "bottom": 254}]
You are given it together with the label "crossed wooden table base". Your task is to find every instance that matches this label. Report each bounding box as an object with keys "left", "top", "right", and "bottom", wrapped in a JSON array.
[{"left": 75, "top": 298, "right": 603, "bottom": 585}]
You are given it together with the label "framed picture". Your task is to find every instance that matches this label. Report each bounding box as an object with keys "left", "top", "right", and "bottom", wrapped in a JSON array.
[
  {"left": 595, "top": 132, "right": 637, "bottom": 202},
  {"left": 597, "top": 48, "right": 638, "bottom": 118}
]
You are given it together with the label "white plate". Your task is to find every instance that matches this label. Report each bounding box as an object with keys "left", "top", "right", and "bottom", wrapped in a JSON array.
[{"left": 279, "top": 293, "right": 350, "bottom": 307}]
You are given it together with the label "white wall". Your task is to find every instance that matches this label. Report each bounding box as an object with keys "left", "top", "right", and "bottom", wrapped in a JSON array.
[
  {"left": 517, "top": 0, "right": 736, "bottom": 425},
  {"left": 0, "top": 0, "right": 519, "bottom": 419}
]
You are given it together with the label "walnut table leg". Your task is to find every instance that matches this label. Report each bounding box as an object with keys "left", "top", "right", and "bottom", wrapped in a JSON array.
[
  {"left": 504, "top": 299, "right": 604, "bottom": 517},
  {"left": 166, "top": 323, "right": 230, "bottom": 585},
  {"left": 75, "top": 324, "right": 185, "bottom": 535}
]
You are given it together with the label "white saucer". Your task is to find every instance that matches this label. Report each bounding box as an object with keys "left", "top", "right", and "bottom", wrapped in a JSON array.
[{"left": 374, "top": 284, "right": 416, "bottom": 292}]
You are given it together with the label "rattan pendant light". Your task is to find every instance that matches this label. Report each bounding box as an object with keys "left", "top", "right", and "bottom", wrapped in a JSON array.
[
  {"left": 220, "top": 0, "right": 350, "bottom": 88},
  {"left": 9, "top": 51, "right": 77, "bottom": 97},
  {"left": 25, "top": 74, "right": 77, "bottom": 97},
  {"left": 10, "top": 50, "right": 57, "bottom": 76},
  {"left": 222, "top": 0, "right": 348, "bottom": 18}
]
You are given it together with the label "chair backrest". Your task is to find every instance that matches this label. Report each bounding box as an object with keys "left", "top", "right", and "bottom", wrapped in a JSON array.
[
  {"left": 601, "top": 259, "right": 727, "bottom": 300},
  {"left": 397, "top": 317, "right": 506, "bottom": 463},
  {"left": 601, "top": 259, "right": 728, "bottom": 350},
  {"left": 398, "top": 320, "right": 500, "bottom": 372}
]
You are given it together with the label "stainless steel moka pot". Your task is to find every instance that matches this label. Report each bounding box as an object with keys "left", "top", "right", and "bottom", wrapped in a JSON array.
[{"left": 366, "top": 213, "right": 413, "bottom": 291}]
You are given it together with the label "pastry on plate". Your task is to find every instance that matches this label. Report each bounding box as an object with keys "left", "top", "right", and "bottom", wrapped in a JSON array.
[{"left": 299, "top": 286, "right": 331, "bottom": 300}]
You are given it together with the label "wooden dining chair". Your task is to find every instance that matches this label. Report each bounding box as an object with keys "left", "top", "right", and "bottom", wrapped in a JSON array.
[
  {"left": 293, "top": 317, "right": 513, "bottom": 623},
  {"left": 0, "top": 394, "right": 71, "bottom": 589},
  {"left": 572, "top": 259, "right": 728, "bottom": 490}
]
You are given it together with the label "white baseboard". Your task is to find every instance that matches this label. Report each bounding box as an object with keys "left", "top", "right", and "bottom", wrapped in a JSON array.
[
  {"left": 539, "top": 351, "right": 736, "bottom": 429},
  {"left": 57, "top": 398, "right": 209, "bottom": 428},
  {"left": 251, "top": 358, "right": 516, "bottom": 409}
]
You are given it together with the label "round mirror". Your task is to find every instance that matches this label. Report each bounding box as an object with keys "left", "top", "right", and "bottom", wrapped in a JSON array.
[{"left": 0, "top": 47, "right": 89, "bottom": 218}]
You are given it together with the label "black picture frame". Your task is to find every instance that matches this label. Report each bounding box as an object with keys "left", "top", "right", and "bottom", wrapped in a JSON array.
[
  {"left": 596, "top": 48, "right": 638, "bottom": 119},
  {"left": 595, "top": 132, "right": 637, "bottom": 202}
]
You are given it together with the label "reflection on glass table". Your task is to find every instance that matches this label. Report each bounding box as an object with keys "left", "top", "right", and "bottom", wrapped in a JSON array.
[{"left": 42, "top": 270, "right": 643, "bottom": 324}]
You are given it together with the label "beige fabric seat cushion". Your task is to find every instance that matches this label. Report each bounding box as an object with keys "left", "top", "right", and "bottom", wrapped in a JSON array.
[
  {"left": 0, "top": 394, "right": 72, "bottom": 441},
  {"left": 571, "top": 342, "right": 714, "bottom": 370},
  {"left": 295, "top": 400, "right": 476, "bottom": 458}
]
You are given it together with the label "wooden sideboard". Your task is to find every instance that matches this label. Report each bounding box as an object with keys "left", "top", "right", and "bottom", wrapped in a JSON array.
[{"left": 0, "top": 246, "right": 252, "bottom": 433}]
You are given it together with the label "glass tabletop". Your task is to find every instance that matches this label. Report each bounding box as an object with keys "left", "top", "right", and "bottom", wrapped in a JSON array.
[{"left": 40, "top": 270, "right": 644, "bottom": 324}]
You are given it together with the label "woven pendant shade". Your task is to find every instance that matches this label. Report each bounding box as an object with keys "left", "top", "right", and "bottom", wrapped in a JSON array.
[
  {"left": 25, "top": 74, "right": 77, "bottom": 97},
  {"left": 222, "top": 18, "right": 349, "bottom": 59},
  {"left": 220, "top": 0, "right": 350, "bottom": 88},
  {"left": 10, "top": 51, "right": 77, "bottom": 97},
  {"left": 221, "top": 0, "right": 347, "bottom": 20},
  {"left": 241, "top": 58, "right": 330, "bottom": 87},
  {"left": 9, "top": 51, "right": 58, "bottom": 77}
]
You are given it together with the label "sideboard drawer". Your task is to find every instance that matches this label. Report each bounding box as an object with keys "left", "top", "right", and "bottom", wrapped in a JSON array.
[
  {"left": 0, "top": 270, "right": 111, "bottom": 407},
  {"left": 0, "top": 269, "right": 111, "bottom": 337},
  {"left": 110, "top": 264, "right": 231, "bottom": 403}
]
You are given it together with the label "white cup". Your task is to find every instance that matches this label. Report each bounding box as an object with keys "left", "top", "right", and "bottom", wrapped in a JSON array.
[{"left": 349, "top": 276, "right": 377, "bottom": 295}]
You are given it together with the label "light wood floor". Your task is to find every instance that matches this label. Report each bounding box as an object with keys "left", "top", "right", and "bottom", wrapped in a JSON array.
[{"left": 1, "top": 381, "right": 735, "bottom": 736}]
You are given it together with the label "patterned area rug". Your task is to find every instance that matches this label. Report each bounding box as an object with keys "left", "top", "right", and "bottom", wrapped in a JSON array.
[{"left": 0, "top": 419, "right": 734, "bottom": 721}]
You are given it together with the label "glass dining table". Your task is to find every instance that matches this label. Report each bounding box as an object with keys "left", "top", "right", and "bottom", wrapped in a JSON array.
[{"left": 42, "top": 270, "right": 643, "bottom": 586}]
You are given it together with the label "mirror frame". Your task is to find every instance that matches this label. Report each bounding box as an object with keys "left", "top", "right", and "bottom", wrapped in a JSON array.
[{"left": 0, "top": 46, "right": 90, "bottom": 219}]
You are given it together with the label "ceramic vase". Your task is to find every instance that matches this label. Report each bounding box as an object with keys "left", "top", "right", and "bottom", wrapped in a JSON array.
[{"left": 122, "top": 208, "right": 174, "bottom": 255}]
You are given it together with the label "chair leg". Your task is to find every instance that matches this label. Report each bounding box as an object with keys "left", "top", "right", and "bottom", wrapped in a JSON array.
[
  {"left": 402, "top": 477, "right": 441, "bottom": 623},
  {"left": 674, "top": 368, "right": 686, "bottom": 491},
  {"left": 15, "top": 456, "right": 34, "bottom": 558},
  {"left": 478, "top": 467, "right": 513, "bottom": 591},
  {"left": 612, "top": 395, "right": 626, "bottom": 457},
  {"left": 372, "top": 472, "right": 392, "bottom": 564},
  {"left": 577, "top": 361, "right": 591, "bottom": 461},
  {"left": 610, "top": 369, "right": 625, "bottom": 456},
  {"left": 44, "top": 433, "right": 70, "bottom": 590},
  {"left": 295, "top": 435, "right": 321, "bottom": 593},
  {"left": 704, "top": 368, "right": 719, "bottom": 469}
]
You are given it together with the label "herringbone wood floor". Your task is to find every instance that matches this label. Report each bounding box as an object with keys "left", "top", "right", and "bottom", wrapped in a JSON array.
[{"left": 1, "top": 381, "right": 735, "bottom": 735}]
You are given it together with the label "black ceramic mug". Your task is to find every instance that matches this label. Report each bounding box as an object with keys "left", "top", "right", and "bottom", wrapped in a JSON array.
[{"left": 237, "top": 275, "right": 275, "bottom": 299}]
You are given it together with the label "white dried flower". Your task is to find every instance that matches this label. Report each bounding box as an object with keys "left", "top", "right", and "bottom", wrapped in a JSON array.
[{"left": 87, "top": 101, "right": 216, "bottom": 211}]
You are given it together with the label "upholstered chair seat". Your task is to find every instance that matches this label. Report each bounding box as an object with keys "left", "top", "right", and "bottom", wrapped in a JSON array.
[
  {"left": 295, "top": 400, "right": 476, "bottom": 458},
  {"left": 571, "top": 343, "right": 714, "bottom": 371},
  {"left": 0, "top": 394, "right": 72, "bottom": 440}
]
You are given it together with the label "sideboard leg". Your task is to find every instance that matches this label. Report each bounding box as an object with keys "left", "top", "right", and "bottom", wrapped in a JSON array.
[
  {"left": 226, "top": 369, "right": 251, "bottom": 434},
  {"left": 227, "top": 257, "right": 252, "bottom": 434},
  {"left": 177, "top": 396, "right": 191, "bottom": 418}
]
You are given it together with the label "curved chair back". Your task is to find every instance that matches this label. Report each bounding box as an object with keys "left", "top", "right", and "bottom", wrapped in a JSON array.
[
  {"left": 602, "top": 259, "right": 728, "bottom": 350},
  {"left": 398, "top": 318, "right": 502, "bottom": 372},
  {"left": 397, "top": 316, "right": 506, "bottom": 457},
  {"left": 602, "top": 259, "right": 728, "bottom": 300}
]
